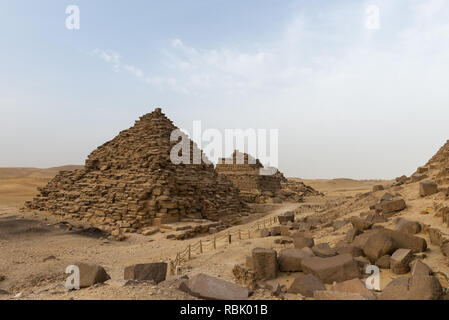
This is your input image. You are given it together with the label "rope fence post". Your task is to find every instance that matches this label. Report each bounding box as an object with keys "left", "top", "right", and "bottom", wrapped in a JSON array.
[
  {"left": 228, "top": 232, "right": 232, "bottom": 244},
  {"left": 238, "top": 229, "right": 241, "bottom": 240},
  {"left": 213, "top": 235, "right": 216, "bottom": 249},
  {"left": 199, "top": 240, "right": 203, "bottom": 254}
]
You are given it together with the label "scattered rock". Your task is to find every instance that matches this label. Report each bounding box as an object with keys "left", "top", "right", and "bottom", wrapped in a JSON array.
[
  {"left": 274, "top": 236, "right": 293, "bottom": 244},
  {"left": 124, "top": 263, "right": 167, "bottom": 284},
  {"left": 278, "top": 247, "right": 314, "bottom": 272},
  {"left": 390, "top": 249, "right": 413, "bottom": 274},
  {"left": 288, "top": 274, "right": 325, "bottom": 297},
  {"left": 43, "top": 255, "right": 56, "bottom": 262},
  {"left": 395, "top": 218, "right": 422, "bottom": 234},
  {"left": 373, "top": 185, "right": 384, "bottom": 192},
  {"left": 270, "top": 226, "right": 282, "bottom": 236},
  {"left": 252, "top": 248, "right": 277, "bottom": 280},
  {"left": 142, "top": 227, "right": 159, "bottom": 236},
  {"left": 74, "top": 263, "right": 110, "bottom": 288},
  {"left": 345, "top": 228, "right": 362, "bottom": 243},
  {"left": 380, "top": 275, "right": 443, "bottom": 300},
  {"left": 375, "top": 255, "right": 391, "bottom": 269},
  {"left": 179, "top": 273, "right": 249, "bottom": 300},
  {"left": 0, "top": 289, "right": 9, "bottom": 295},
  {"left": 312, "top": 243, "right": 337, "bottom": 258},
  {"left": 350, "top": 217, "right": 372, "bottom": 231},
  {"left": 335, "top": 243, "right": 364, "bottom": 257},
  {"left": 301, "top": 253, "right": 360, "bottom": 284},
  {"left": 420, "top": 181, "right": 438, "bottom": 197},
  {"left": 379, "top": 277, "right": 410, "bottom": 300},
  {"left": 408, "top": 275, "right": 443, "bottom": 300},
  {"left": 363, "top": 232, "right": 397, "bottom": 263},
  {"left": 292, "top": 232, "right": 314, "bottom": 249},
  {"left": 411, "top": 260, "right": 433, "bottom": 277}
]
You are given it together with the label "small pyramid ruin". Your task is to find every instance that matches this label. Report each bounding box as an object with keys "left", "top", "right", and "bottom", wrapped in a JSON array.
[
  {"left": 216, "top": 150, "right": 282, "bottom": 203},
  {"left": 216, "top": 150, "right": 322, "bottom": 203},
  {"left": 26, "top": 108, "right": 247, "bottom": 233}
]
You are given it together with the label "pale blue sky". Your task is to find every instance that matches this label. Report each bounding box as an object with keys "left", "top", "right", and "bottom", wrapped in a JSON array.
[{"left": 1, "top": 0, "right": 448, "bottom": 179}]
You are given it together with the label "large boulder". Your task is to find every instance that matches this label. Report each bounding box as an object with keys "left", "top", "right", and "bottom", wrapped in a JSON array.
[
  {"left": 179, "top": 273, "right": 249, "bottom": 300},
  {"left": 383, "top": 229, "right": 427, "bottom": 253},
  {"left": 269, "top": 226, "right": 282, "bottom": 236},
  {"left": 292, "top": 232, "right": 314, "bottom": 249},
  {"left": 363, "top": 232, "right": 397, "bottom": 263},
  {"left": 408, "top": 275, "right": 443, "bottom": 300},
  {"left": 420, "top": 181, "right": 438, "bottom": 197},
  {"left": 361, "top": 229, "right": 427, "bottom": 263},
  {"left": 378, "top": 199, "right": 406, "bottom": 216},
  {"left": 395, "top": 218, "right": 421, "bottom": 234},
  {"left": 124, "top": 263, "right": 167, "bottom": 284},
  {"left": 252, "top": 248, "right": 277, "bottom": 280},
  {"left": 74, "top": 263, "right": 110, "bottom": 288},
  {"left": 278, "top": 247, "right": 314, "bottom": 272},
  {"left": 301, "top": 253, "right": 360, "bottom": 284},
  {"left": 411, "top": 260, "right": 433, "bottom": 277},
  {"left": 287, "top": 274, "right": 325, "bottom": 297},
  {"left": 330, "top": 278, "right": 377, "bottom": 300},
  {"left": 380, "top": 275, "right": 442, "bottom": 300},
  {"left": 379, "top": 277, "right": 410, "bottom": 300}
]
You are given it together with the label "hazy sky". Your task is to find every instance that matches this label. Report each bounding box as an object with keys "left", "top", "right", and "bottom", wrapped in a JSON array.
[{"left": 1, "top": 0, "right": 448, "bottom": 179}]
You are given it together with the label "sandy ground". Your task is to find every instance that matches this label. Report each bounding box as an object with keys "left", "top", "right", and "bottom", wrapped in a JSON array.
[{"left": 1, "top": 167, "right": 448, "bottom": 300}]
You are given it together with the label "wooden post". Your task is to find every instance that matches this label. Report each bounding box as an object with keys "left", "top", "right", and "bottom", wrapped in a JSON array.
[
  {"left": 228, "top": 233, "right": 232, "bottom": 244},
  {"left": 188, "top": 244, "right": 191, "bottom": 260},
  {"left": 213, "top": 235, "right": 216, "bottom": 249},
  {"left": 169, "top": 259, "right": 175, "bottom": 276},
  {"left": 199, "top": 240, "right": 203, "bottom": 254},
  {"left": 238, "top": 229, "right": 241, "bottom": 240}
]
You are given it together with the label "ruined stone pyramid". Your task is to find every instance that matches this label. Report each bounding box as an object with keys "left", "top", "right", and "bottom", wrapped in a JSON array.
[
  {"left": 424, "top": 140, "right": 449, "bottom": 185},
  {"left": 216, "top": 150, "right": 282, "bottom": 203},
  {"left": 26, "top": 108, "right": 247, "bottom": 233}
]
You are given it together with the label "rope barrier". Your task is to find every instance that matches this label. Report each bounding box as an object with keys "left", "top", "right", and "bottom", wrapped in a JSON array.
[{"left": 169, "top": 204, "right": 324, "bottom": 270}]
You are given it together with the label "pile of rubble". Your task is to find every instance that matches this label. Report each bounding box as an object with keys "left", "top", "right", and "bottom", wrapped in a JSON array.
[
  {"left": 25, "top": 108, "right": 247, "bottom": 235},
  {"left": 232, "top": 200, "right": 447, "bottom": 300}
]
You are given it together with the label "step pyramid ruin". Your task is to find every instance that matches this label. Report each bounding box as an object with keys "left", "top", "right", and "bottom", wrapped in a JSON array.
[{"left": 25, "top": 108, "right": 247, "bottom": 233}]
